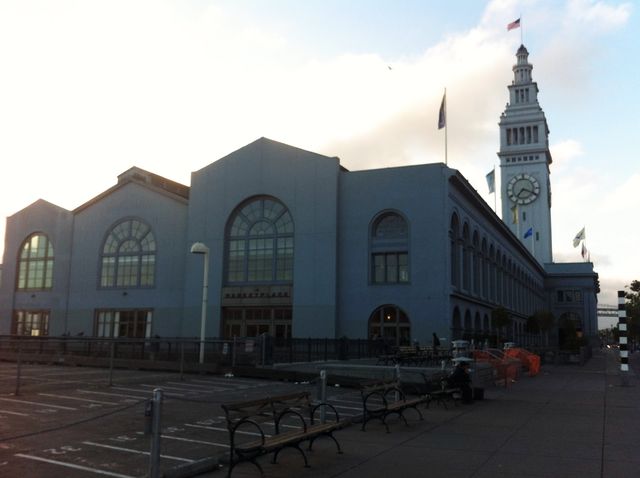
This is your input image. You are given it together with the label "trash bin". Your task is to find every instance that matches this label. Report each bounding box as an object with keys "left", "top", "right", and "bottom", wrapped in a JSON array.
[{"left": 473, "top": 387, "right": 484, "bottom": 400}]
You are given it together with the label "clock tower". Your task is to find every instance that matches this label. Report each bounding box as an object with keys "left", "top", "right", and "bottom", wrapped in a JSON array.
[{"left": 499, "top": 45, "right": 553, "bottom": 264}]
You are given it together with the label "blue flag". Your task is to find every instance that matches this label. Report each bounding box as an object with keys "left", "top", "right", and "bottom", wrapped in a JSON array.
[
  {"left": 524, "top": 227, "right": 533, "bottom": 239},
  {"left": 486, "top": 169, "right": 495, "bottom": 194}
]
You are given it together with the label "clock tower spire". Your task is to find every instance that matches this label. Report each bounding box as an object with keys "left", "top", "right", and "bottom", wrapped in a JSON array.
[{"left": 498, "top": 45, "right": 553, "bottom": 264}]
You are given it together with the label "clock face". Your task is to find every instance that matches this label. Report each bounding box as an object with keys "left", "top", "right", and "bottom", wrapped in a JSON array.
[{"left": 507, "top": 174, "right": 540, "bottom": 205}]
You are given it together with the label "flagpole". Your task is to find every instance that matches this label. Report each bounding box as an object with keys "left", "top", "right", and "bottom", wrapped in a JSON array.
[{"left": 520, "top": 13, "right": 523, "bottom": 44}]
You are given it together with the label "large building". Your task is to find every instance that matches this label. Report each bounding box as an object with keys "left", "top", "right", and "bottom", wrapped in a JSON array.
[{"left": 0, "top": 46, "right": 598, "bottom": 347}]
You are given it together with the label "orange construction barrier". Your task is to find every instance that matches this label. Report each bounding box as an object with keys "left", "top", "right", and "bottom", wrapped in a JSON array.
[
  {"left": 504, "top": 347, "right": 541, "bottom": 376},
  {"left": 472, "top": 349, "right": 520, "bottom": 386}
]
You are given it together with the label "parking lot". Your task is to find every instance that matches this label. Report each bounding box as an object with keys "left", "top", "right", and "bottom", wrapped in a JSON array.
[{"left": 0, "top": 361, "right": 363, "bottom": 477}]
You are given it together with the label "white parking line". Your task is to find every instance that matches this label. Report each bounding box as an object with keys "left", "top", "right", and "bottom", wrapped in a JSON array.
[
  {"left": 77, "top": 390, "right": 148, "bottom": 401},
  {"left": 14, "top": 454, "right": 135, "bottom": 478},
  {"left": 0, "top": 397, "right": 77, "bottom": 410},
  {"left": 139, "top": 384, "right": 195, "bottom": 393},
  {"left": 189, "top": 378, "right": 252, "bottom": 387},
  {"left": 82, "top": 441, "right": 193, "bottom": 462},
  {"left": 110, "top": 387, "right": 154, "bottom": 396},
  {"left": 185, "top": 423, "right": 269, "bottom": 437},
  {"left": 165, "top": 381, "right": 227, "bottom": 390},
  {"left": 40, "top": 370, "right": 108, "bottom": 377},
  {"left": 38, "top": 393, "right": 119, "bottom": 406},
  {"left": 134, "top": 431, "right": 229, "bottom": 448},
  {"left": 213, "top": 416, "right": 301, "bottom": 430},
  {"left": 0, "top": 409, "right": 29, "bottom": 417}
]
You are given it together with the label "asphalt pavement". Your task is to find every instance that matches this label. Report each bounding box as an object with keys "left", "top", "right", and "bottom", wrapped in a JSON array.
[{"left": 206, "top": 348, "right": 640, "bottom": 478}]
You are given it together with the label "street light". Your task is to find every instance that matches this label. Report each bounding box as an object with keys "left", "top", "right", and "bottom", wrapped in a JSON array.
[{"left": 190, "top": 242, "right": 210, "bottom": 364}]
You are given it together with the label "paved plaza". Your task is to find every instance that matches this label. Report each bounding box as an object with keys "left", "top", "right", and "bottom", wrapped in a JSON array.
[{"left": 0, "top": 349, "right": 638, "bottom": 477}]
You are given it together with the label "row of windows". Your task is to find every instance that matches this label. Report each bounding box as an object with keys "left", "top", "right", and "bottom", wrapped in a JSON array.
[
  {"left": 12, "top": 310, "right": 50, "bottom": 336},
  {"left": 16, "top": 219, "right": 157, "bottom": 292},
  {"left": 556, "top": 290, "right": 583, "bottom": 303},
  {"left": 450, "top": 213, "right": 543, "bottom": 316},
  {"left": 505, "top": 155, "right": 540, "bottom": 164},
  {"left": 16, "top": 200, "right": 414, "bottom": 292},
  {"left": 513, "top": 87, "right": 530, "bottom": 103},
  {"left": 506, "top": 125, "right": 539, "bottom": 145},
  {"left": 12, "top": 303, "right": 564, "bottom": 344}
]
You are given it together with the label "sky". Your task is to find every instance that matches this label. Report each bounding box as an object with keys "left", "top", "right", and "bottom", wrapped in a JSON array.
[{"left": 0, "top": 0, "right": 637, "bottom": 328}]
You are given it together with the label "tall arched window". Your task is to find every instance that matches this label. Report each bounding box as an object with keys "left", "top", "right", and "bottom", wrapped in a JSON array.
[
  {"left": 225, "top": 197, "right": 294, "bottom": 283},
  {"left": 462, "top": 223, "right": 470, "bottom": 290},
  {"left": 473, "top": 231, "right": 480, "bottom": 295},
  {"left": 481, "top": 238, "right": 489, "bottom": 298},
  {"left": 17, "top": 233, "right": 54, "bottom": 290},
  {"left": 370, "top": 211, "right": 409, "bottom": 284},
  {"left": 450, "top": 214, "right": 460, "bottom": 287},
  {"left": 452, "top": 307, "right": 462, "bottom": 340},
  {"left": 368, "top": 304, "right": 411, "bottom": 346},
  {"left": 100, "top": 219, "right": 156, "bottom": 288}
]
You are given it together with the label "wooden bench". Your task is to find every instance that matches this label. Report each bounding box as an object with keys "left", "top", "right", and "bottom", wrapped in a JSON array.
[
  {"left": 425, "top": 372, "right": 462, "bottom": 408},
  {"left": 360, "top": 380, "right": 428, "bottom": 433},
  {"left": 221, "top": 391, "right": 346, "bottom": 477}
]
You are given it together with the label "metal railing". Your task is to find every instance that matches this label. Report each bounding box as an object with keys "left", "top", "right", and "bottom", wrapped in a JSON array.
[{"left": 0, "top": 335, "right": 381, "bottom": 371}]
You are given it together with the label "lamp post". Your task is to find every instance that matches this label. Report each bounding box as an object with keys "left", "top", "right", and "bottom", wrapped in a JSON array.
[{"left": 190, "top": 242, "right": 209, "bottom": 365}]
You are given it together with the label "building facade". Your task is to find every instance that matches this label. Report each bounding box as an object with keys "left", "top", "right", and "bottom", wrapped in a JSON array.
[{"left": 0, "top": 46, "right": 599, "bottom": 346}]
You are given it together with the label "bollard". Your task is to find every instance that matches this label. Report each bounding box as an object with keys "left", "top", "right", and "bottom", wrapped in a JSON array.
[
  {"left": 232, "top": 336, "right": 237, "bottom": 368},
  {"left": 108, "top": 340, "right": 115, "bottom": 387},
  {"left": 15, "top": 338, "right": 22, "bottom": 396},
  {"left": 319, "top": 370, "right": 327, "bottom": 423},
  {"left": 261, "top": 334, "right": 267, "bottom": 366},
  {"left": 179, "top": 341, "right": 185, "bottom": 382},
  {"left": 618, "top": 290, "right": 629, "bottom": 386},
  {"left": 148, "top": 388, "right": 163, "bottom": 478},
  {"left": 144, "top": 399, "right": 153, "bottom": 435}
]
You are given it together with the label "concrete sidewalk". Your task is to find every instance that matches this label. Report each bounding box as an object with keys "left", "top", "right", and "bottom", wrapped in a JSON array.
[{"left": 213, "top": 349, "right": 640, "bottom": 478}]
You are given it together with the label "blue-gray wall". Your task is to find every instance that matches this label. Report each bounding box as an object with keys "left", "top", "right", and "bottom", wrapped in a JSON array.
[
  {"left": 67, "top": 182, "right": 188, "bottom": 336},
  {"left": 0, "top": 200, "right": 73, "bottom": 335},
  {"left": 337, "top": 163, "right": 450, "bottom": 344},
  {"left": 182, "top": 138, "right": 340, "bottom": 338}
]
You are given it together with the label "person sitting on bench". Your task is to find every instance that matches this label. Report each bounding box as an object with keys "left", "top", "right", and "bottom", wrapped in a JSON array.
[{"left": 450, "top": 361, "right": 473, "bottom": 404}]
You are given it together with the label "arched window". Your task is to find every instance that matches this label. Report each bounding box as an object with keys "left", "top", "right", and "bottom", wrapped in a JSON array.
[
  {"left": 100, "top": 219, "right": 156, "bottom": 288},
  {"left": 452, "top": 307, "right": 462, "bottom": 340},
  {"left": 368, "top": 304, "right": 411, "bottom": 346},
  {"left": 464, "top": 310, "right": 472, "bottom": 339},
  {"left": 483, "top": 314, "right": 490, "bottom": 334},
  {"left": 370, "top": 211, "right": 409, "bottom": 284},
  {"left": 462, "top": 223, "right": 470, "bottom": 290},
  {"left": 17, "top": 233, "right": 54, "bottom": 290},
  {"left": 481, "top": 238, "right": 489, "bottom": 298},
  {"left": 450, "top": 214, "right": 460, "bottom": 287},
  {"left": 473, "top": 231, "right": 480, "bottom": 295},
  {"left": 225, "top": 197, "right": 294, "bottom": 283}
]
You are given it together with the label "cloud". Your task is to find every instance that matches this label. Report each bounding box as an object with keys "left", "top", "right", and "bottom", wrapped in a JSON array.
[
  {"left": 0, "top": 0, "right": 635, "bottom": 310},
  {"left": 566, "top": 0, "right": 632, "bottom": 32},
  {"left": 550, "top": 139, "right": 584, "bottom": 169}
]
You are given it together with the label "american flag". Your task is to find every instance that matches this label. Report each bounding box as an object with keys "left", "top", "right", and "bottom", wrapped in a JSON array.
[{"left": 507, "top": 18, "right": 521, "bottom": 31}]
